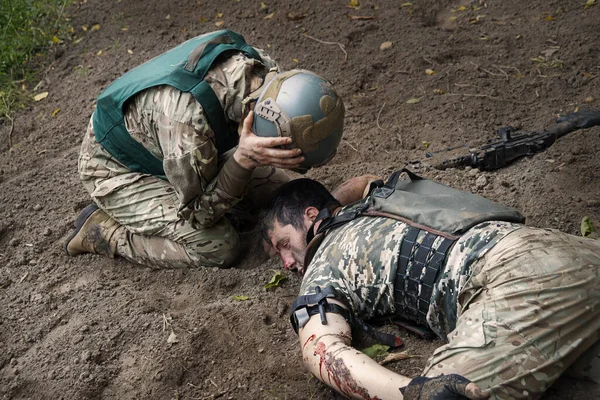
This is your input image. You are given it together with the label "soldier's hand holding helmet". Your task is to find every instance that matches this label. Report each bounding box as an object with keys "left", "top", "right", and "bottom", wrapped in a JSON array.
[
  {"left": 234, "top": 111, "right": 305, "bottom": 170},
  {"left": 239, "top": 69, "right": 345, "bottom": 172}
]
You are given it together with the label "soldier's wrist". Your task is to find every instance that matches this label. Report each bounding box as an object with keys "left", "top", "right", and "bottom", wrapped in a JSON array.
[{"left": 233, "top": 149, "right": 256, "bottom": 170}]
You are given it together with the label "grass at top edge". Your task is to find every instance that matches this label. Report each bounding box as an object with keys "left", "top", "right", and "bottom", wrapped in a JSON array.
[{"left": 0, "top": 0, "right": 72, "bottom": 120}]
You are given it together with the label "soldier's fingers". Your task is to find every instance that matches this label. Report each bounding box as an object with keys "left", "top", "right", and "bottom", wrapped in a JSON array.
[
  {"left": 257, "top": 147, "right": 303, "bottom": 159},
  {"left": 255, "top": 135, "right": 294, "bottom": 148},
  {"left": 241, "top": 110, "right": 255, "bottom": 135}
]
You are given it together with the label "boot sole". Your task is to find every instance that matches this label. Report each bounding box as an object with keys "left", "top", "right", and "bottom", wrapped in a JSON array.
[{"left": 64, "top": 203, "right": 100, "bottom": 256}]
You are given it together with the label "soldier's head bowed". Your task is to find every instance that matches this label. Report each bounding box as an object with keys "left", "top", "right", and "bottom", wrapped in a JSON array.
[{"left": 259, "top": 179, "right": 340, "bottom": 274}]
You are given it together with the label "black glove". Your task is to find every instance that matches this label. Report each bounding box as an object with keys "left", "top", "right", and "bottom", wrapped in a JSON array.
[{"left": 400, "top": 374, "right": 487, "bottom": 400}]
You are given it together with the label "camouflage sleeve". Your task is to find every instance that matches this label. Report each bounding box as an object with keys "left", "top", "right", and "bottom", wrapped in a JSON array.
[
  {"left": 159, "top": 114, "right": 254, "bottom": 228},
  {"left": 253, "top": 47, "right": 278, "bottom": 70},
  {"left": 131, "top": 86, "right": 251, "bottom": 229}
]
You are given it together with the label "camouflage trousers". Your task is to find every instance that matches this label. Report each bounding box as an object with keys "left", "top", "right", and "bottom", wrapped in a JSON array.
[
  {"left": 422, "top": 227, "right": 600, "bottom": 399},
  {"left": 78, "top": 120, "right": 289, "bottom": 269}
]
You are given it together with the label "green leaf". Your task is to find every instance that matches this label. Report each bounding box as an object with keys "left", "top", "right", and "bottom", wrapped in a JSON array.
[
  {"left": 232, "top": 295, "right": 249, "bottom": 301},
  {"left": 406, "top": 97, "right": 421, "bottom": 104},
  {"left": 581, "top": 216, "right": 596, "bottom": 237},
  {"left": 361, "top": 344, "right": 390, "bottom": 359},
  {"left": 264, "top": 270, "right": 287, "bottom": 289}
]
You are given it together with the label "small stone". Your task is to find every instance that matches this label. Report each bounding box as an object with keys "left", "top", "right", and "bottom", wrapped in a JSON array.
[
  {"left": 587, "top": 200, "right": 600, "bottom": 207},
  {"left": 33, "top": 204, "right": 43, "bottom": 211},
  {"left": 43, "top": 228, "right": 52, "bottom": 237},
  {"left": 47, "top": 370, "right": 56, "bottom": 380},
  {"left": 475, "top": 175, "right": 488, "bottom": 189},
  {"left": 9, "top": 238, "right": 19, "bottom": 247},
  {"left": 9, "top": 358, "right": 17, "bottom": 366},
  {"left": 380, "top": 41, "right": 393, "bottom": 51},
  {"left": 30, "top": 293, "right": 43, "bottom": 302},
  {"left": 80, "top": 325, "right": 90, "bottom": 333},
  {"left": 81, "top": 350, "right": 92, "bottom": 362},
  {"left": 257, "top": 348, "right": 264, "bottom": 353},
  {"left": 468, "top": 168, "right": 480, "bottom": 177}
]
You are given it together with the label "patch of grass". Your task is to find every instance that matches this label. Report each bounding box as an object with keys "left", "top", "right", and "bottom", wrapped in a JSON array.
[{"left": 0, "top": 0, "right": 71, "bottom": 119}]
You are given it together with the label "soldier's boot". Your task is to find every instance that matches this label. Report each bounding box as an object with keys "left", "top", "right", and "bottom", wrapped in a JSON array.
[{"left": 65, "top": 204, "right": 121, "bottom": 257}]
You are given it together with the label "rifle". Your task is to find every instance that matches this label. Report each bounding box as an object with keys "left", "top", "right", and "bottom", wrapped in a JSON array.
[{"left": 409, "top": 109, "right": 600, "bottom": 171}]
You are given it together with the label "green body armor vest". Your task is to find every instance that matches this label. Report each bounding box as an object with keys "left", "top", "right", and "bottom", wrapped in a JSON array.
[{"left": 92, "top": 30, "right": 261, "bottom": 179}]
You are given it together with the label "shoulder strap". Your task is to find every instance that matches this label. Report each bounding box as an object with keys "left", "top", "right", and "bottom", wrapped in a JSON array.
[
  {"left": 305, "top": 200, "right": 371, "bottom": 244},
  {"left": 187, "top": 31, "right": 261, "bottom": 153}
]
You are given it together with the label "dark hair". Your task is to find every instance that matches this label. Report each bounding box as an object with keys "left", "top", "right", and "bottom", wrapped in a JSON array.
[{"left": 259, "top": 178, "right": 340, "bottom": 243}]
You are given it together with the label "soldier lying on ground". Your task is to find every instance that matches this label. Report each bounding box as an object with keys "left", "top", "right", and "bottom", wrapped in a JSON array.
[
  {"left": 260, "top": 171, "right": 600, "bottom": 399},
  {"left": 64, "top": 30, "right": 344, "bottom": 268}
]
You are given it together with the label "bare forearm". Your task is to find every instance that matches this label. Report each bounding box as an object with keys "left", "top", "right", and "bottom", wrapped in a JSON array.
[
  {"left": 307, "top": 337, "right": 410, "bottom": 399},
  {"left": 331, "top": 175, "right": 382, "bottom": 206},
  {"left": 299, "top": 311, "right": 410, "bottom": 399}
]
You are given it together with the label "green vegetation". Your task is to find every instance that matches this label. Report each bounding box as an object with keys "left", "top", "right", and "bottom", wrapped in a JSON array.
[{"left": 0, "top": 0, "right": 71, "bottom": 120}]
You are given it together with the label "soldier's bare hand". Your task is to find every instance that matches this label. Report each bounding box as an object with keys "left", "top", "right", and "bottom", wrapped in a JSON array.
[{"left": 234, "top": 111, "right": 304, "bottom": 170}]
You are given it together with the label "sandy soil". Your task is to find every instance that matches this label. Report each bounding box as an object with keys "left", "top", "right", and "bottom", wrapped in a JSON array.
[{"left": 1, "top": 0, "right": 599, "bottom": 399}]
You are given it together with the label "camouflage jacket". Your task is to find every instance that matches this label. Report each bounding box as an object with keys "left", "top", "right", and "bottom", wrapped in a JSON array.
[
  {"left": 89, "top": 48, "right": 277, "bottom": 229},
  {"left": 298, "top": 205, "right": 522, "bottom": 340}
]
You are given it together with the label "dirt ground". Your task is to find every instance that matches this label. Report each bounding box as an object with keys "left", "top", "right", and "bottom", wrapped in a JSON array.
[{"left": 1, "top": 0, "right": 599, "bottom": 399}]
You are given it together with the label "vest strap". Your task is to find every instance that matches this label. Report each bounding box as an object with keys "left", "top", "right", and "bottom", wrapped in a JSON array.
[
  {"left": 305, "top": 200, "right": 371, "bottom": 244},
  {"left": 184, "top": 33, "right": 235, "bottom": 72},
  {"left": 189, "top": 80, "right": 238, "bottom": 153},
  {"left": 98, "top": 122, "right": 167, "bottom": 178}
]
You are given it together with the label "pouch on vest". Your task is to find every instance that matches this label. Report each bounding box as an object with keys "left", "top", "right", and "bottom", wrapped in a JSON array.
[
  {"left": 93, "top": 30, "right": 261, "bottom": 179},
  {"left": 367, "top": 168, "right": 525, "bottom": 236}
]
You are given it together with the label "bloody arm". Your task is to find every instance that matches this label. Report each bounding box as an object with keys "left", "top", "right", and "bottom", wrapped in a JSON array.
[{"left": 298, "top": 299, "right": 411, "bottom": 399}]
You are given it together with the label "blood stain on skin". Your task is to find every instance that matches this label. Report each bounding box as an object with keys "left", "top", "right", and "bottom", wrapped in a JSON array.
[
  {"left": 314, "top": 341, "right": 327, "bottom": 381},
  {"left": 303, "top": 334, "right": 316, "bottom": 349},
  {"left": 313, "top": 341, "right": 380, "bottom": 400}
]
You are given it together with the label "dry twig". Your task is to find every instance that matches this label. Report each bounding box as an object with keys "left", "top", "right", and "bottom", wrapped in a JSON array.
[
  {"left": 342, "top": 138, "right": 363, "bottom": 161},
  {"left": 470, "top": 62, "right": 505, "bottom": 79},
  {"left": 500, "top": 65, "right": 522, "bottom": 76},
  {"left": 376, "top": 102, "right": 386, "bottom": 131},
  {"left": 19, "top": 272, "right": 29, "bottom": 283},
  {"left": 493, "top": 65, "right": 510, "bottom": 80},
  {"left": 7, "top": 115, "right": 14, "bottom": 149},
  {"left": 303, "top": 34, "right": 348, "bottom": 62},
  {"left": 378, "top": 351, "right": 420, "bottom": 366}
]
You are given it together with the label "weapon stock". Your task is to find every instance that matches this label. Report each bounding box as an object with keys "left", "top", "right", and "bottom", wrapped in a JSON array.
[{"left": 411, "top": 109, "right": 600, "bottom": 171}]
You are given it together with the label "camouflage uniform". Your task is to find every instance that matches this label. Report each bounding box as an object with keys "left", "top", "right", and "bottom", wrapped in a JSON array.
[
  {"left": 79, "top": 49, "right": 289, "bottom": 268},
  {"left": 299, "top": 207, "right": 600, "bottom": 398}
]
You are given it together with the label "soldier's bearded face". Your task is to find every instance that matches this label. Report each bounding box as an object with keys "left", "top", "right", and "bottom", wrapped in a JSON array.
[{"left": 268, "top": 219, "right": 311, "bottom": 275}]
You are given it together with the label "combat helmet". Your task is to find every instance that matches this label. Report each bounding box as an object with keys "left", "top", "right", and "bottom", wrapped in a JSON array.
[{"left": 248, "top": 69, "right": 345, "bottom": 171}]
